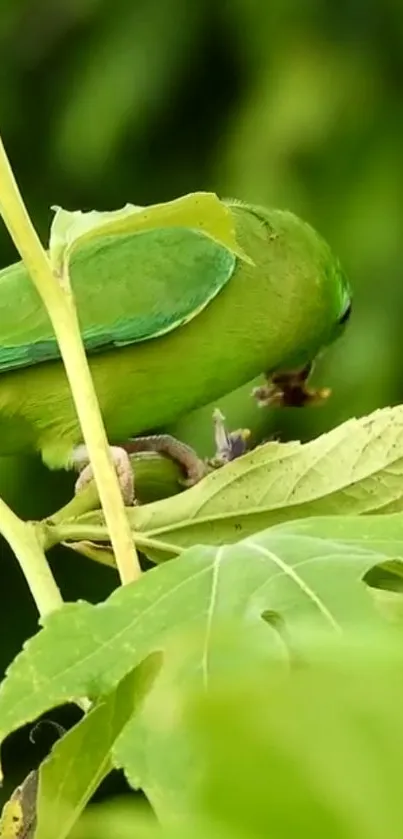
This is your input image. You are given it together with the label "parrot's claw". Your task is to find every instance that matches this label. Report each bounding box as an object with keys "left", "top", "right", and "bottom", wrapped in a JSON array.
[
  {"left": 72, "top": 445, "right": 135, "bottom": 506},
  {"left": 253, "top": 363, "right": 331, "bottom": 408},
  {"left": 208, "top": 408, "right": 251, "bottom": 469},
  {"left": 122, "top": 434, "right": 207, "bottom": 487}
]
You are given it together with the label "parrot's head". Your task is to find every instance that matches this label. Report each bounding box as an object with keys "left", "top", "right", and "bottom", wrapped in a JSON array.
[{"left": 226, "top": 199, "right": 352, "bottom": 374}]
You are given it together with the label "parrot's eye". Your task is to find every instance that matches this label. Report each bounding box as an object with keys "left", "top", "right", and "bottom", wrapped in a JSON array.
[{"left": 338, "top": 300, "right": 352, "bottom": 326}]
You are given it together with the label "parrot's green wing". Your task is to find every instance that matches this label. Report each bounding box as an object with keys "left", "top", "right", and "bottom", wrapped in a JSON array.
[{"left": 0, "top": 193, "right": 249, "bottom": 373}]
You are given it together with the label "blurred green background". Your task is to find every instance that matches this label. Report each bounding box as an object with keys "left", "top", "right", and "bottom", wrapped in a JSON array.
[{"left": 0, "top": 0, "right": 401, "bottom": 806}]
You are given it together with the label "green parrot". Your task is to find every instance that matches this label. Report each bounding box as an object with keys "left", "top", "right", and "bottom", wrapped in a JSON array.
[{"left": 0, "top": 192, "right": 351, "bottom": 501}]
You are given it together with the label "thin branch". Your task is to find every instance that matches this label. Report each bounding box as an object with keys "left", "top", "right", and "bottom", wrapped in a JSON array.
[
  {"left": 0, "top": 136, "right": 141, "bottom": 585},
  {"left": 0, "top": 499, "right": 62, "bottom": 616}
]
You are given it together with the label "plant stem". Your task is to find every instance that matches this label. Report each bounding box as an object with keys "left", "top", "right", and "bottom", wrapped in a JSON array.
[
  {"left": 0, "top": 499, "right": 62, "bottom": 616},
  {"left": 0, "top": 136, "right": 141, "bottom": 585},
  {"left": 130, "top": 533, "right": 182, "bottom": 558},
  {"left": 0, "top": 502, "right": 91, "bottom": 713},
  {"left": 43, "top": 521, "right": 181, "bottom": 560}
]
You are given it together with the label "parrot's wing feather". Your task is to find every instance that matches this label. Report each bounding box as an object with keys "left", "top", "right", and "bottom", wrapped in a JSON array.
[{"left": 0, "top": 227, "right": 236, "bottom": 372}]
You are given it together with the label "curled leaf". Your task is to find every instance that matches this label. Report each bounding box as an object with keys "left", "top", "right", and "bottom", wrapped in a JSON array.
[{"left": 49, "top": 192, "right": 253, "bottom": 276}]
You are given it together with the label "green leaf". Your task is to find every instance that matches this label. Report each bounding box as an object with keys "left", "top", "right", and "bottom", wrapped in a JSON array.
[
  {"left": 49, "top": 192, "right": 252, "bottom": 275},
  {"left": 71, "top": 627, "right": 403, "bottom": 836},
  {"left": 268, "top": 513, "right": 403, "bottom": 569},
  {"left": 50, "top": 404, "right": 403, "bottom": 562},
  {"left": 121, "top": 404, "right": 403, "bottom": 559},
  {"left": 34, "top": 654, "right": 161, "bottom": 839},
  {"left": 185, "top": 630, "right": 403, "bottom": 839},
  {"left": 267, "top": 514, "right": 403, "bottom": 620},
  {"left": 0, "top": 522, "right": 384, "bottom": 791}
]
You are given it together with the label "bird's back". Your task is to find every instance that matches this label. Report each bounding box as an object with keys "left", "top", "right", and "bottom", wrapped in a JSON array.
[{"left": 0, "top": 226, "right": 236, "bottom": 373}]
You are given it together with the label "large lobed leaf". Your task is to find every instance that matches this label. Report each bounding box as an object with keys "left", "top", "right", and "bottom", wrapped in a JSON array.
[
  {"left": 33, "top": 622, "right": 403, "bottom": 836},
  {"left": 0, "top": 513, "right": 396, "bottom": 830},
  {"left": 0, "top": 519, "right": 387, "bottom": 752},
  {"left": 2, "top": 509, "right": 403, "bottom": 831}
]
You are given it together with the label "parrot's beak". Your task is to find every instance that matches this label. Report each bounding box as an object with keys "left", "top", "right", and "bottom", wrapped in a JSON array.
[{"left": 253, "top": 363, "right": 331, "bottom": 408}]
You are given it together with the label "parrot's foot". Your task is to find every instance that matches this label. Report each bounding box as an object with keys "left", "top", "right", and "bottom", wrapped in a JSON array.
[
  {"left": 72, "top": 445, "right": 135, "bottom": 505},
  {"left": 208, "top": 408, "right": 251, "bottom": 469},
  {"left": 122, "top": 434, "right": 207, "bottom": 487},
  {"left": 253, "top": 363, "right": 331, "bottom": 408}
]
